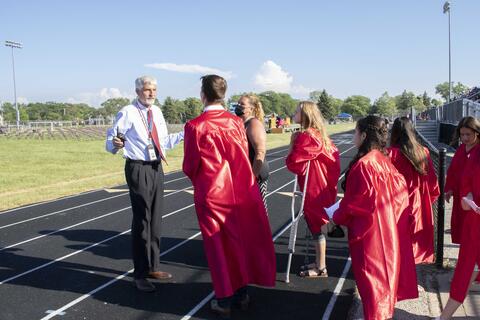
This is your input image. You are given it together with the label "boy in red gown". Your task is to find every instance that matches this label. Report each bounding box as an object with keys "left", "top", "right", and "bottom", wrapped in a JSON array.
[{"left": 183, "top": 75, "right": 276, "bottom": 319}]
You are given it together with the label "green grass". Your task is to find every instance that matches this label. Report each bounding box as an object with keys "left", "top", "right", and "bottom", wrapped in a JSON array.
[{"left": 0, "top": 122, "right": 355, "bottom": 211}]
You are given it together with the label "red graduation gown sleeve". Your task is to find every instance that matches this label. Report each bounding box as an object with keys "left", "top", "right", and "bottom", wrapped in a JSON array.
[
  {"left": 286, "top": 130, "right": 340, "bottom": 234},
  {"left": 182, "top": 110, "right": 276, "bottom": 299}
]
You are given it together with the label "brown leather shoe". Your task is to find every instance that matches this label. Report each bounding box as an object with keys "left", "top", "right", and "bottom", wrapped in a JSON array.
[
  {"left": 134, "top": 278, "right": 156, "bottom": 292},
  {"left": 210, "top": 299, "right": 231, "bottom": 319},
  {"left": 148, "top": 271, "right": 173, "bottom": 280}
]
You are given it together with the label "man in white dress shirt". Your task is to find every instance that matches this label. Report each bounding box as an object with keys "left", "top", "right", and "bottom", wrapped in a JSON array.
[{"left": 106, "top": 76, "right": 184, "bottom": 292}]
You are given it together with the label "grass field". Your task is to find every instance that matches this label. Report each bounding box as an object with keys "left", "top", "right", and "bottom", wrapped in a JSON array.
[{"left": 0, "top": 122, "right": 355, "bottom": 211}]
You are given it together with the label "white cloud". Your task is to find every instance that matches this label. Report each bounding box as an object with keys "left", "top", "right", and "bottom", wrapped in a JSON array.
[
  {"left": 145, "top": 62, "right": 234, "bottom": 80},
  {"left": 67, "top": 88, "right": 134, "bottom": 107},
  {"left": 253, "top": 60, "right": 311, "bottom": 97}
]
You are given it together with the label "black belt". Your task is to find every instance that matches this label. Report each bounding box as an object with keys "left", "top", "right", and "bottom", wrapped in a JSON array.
[{"left": 126, "top": 159, "right": 160, "bottom": 165}]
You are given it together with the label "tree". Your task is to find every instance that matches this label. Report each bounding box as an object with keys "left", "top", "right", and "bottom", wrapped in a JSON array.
[
  {"left": 162, "top": 97, "right": 185, "bottom": 123},
  {"left": 309, "top": 91, "right": 323, "bottom": 104},
  {"left": 183, "top": 97, "right": 203, "bottom": 120},
  {"left": 435, "top": 81, "right": 470, "bottom": 102},
  {"left": 372, "top": 92, "right": 396, "bottom": 117},
  {"left": 421, "top": 91, "right": 432, "bottom": 108},
  {"left": 395, "top": 90, "right": 424, "bottom": 111},
  {"left": 316, "top": 90, "right": 336, "bottom": 121},
  {"left": 100, "top": 98, "right": 131, "bottom": 118},
  {"left": 341, "top": 95, "right": 371, "bottom": 117}
]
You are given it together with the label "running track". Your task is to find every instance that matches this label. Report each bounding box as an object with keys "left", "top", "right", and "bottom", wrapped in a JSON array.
[{"left": 0, "top": 131, "right": 357, "bottom": 320}]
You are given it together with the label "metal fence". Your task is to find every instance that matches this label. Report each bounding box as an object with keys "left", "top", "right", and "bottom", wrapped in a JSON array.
[
  {"left": 415, "top": 130, "right": 447, "bottom": 267},
  {"left": 422, "top": 99, "right": 480, "bottom": 124}
]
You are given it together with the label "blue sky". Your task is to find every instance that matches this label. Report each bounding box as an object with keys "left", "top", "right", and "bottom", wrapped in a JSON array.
[{"left": 1, "top": 0, "right": 478, "bottom": 107}]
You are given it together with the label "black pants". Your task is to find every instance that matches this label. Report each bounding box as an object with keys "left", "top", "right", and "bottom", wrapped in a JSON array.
[{"left": 125, "top": 160, "right": 164, "bottom": 279}]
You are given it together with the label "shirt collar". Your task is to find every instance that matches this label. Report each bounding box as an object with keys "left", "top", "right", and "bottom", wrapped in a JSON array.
[
  {"left": 203, "top": 104, "right": 224, "bottom": 112},
  {"left": 135, "top": 99, "right": 151, "bottom": 110}
]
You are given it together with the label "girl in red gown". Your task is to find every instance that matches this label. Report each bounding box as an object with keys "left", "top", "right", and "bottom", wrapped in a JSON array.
[
  {"left": 183, "top": 75, "right": 276, "bottom": 319},
  {"left": 388, "top": 117, "right": 439, "bottom": 264},
  {"left": 286, "top": 101, "right": 340, "bottom": 278},
  {"left": 333, "top": 116, "right": 415, "bottom": 320},
  {"left": 445, "top": 116, "right": 480, "bottom": 244},
  {"left": 437, "top": 145, "right": 480, "bottom": 319}
]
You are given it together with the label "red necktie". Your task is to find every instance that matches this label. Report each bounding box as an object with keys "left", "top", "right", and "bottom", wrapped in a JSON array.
[{"left": 147, "top": 108, "right": 166, "bottom": 162}]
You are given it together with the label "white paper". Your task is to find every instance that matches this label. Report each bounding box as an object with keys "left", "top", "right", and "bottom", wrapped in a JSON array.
[
  {"left": 462, "top": 197, "right": 480, "bottom": 214},
  {"left": 325, "top": 200, "right": 341, "bottom": 219}
]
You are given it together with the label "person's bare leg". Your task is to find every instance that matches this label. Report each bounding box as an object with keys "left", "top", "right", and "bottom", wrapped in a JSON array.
[
  {"left": 316, "top": 234, "right": 326, "bottom": 271},
  {"left": 437, "top": 298, "right": 462, "bottom": 320}
]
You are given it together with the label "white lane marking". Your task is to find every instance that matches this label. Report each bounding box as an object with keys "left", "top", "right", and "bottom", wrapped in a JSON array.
[
  {"left": 180, "top": 292, "right": 215, "bottom": 320},
  {"left": 40, "top": 231, "right": 202, "bottom": 320},
  {"left": 0, "top": 171, "right": 181, "bottom": 215},
  {"left": 103, "top": 188, "right": 129, "bottom": 193},
  {"left": 0, "top": 193, "right": 127, "bottom": 230},
  {"left": 0, "top": 203, "right": 195, "bottom": 284},
  {"left": 0, "top": 186, "right": 191, "bottom": 230},
  {"left": 321, "top": 257, "right": 352, "bottom": 320},
  {"left": 45, "top": 310, "right": 66, "bottom": 316},
  {"left": 0, "top": 186, "right": 192, "bottom": 251},
  {"left": 0, "top": 207, "right": 130, "bottom": 253},
  {"left": 0, "top": 230, "right": 131, "bottom": 285}
]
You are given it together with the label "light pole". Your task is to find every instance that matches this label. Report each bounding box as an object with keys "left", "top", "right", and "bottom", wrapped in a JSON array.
[
  {"left": 443, "top": 1, "right": 452, "bottom": 103},
  {"left": 5, "top": 40, "right": 23, "bottom": 129}
]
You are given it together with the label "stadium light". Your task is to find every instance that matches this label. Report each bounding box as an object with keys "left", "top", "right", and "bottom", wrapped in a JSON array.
[
  {"left": 5, "top": 40, "right": 23, "bottom": 129},
  {"left": 443, "top": 2, "right": 452, "bottom": 103}
]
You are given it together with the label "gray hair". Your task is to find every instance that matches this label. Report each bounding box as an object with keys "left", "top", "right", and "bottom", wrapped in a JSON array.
[{"left": 135, "top": 76, "right": 157, "bottom": 90}]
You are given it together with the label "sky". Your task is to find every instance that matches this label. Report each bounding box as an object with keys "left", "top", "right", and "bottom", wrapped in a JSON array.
[{"left": 1, "top": 0, "right": 479, "bottom": 107}]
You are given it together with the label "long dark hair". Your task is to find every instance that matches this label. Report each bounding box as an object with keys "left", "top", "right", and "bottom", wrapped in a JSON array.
[
  {"left": 341, "top": 115, "right": 388, "bottom": 191},
  {"left": 450, "top": 116, "right": 480, "bottom": 146},
  {"left": 390, "top": 117, "right": 428, "bottom": 175}
]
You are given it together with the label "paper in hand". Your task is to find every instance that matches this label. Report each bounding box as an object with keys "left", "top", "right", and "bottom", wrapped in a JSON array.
[
  {"left": 325, "top": 200, "right": 341, "bottom": 219},
  {"left": 462, "top": 197, "right": 480, "bottom": 214}
]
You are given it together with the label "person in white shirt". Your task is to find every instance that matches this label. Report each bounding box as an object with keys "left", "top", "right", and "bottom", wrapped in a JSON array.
[{"left": 106, "top": 75, "right": 184, "bottom": 292}]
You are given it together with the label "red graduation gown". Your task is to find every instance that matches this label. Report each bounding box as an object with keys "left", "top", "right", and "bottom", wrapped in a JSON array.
[
  {"left": 285, "top": 129, "right": 340, "bottom": 234},
  {"left": 445, "top": 143, "right": 480, "bottom": 244},
  {"left": 388, "top": 146, "right": 440, "bottom": 263},
  {"left": 182, "top": 109, "right": 276, "bottom": 298},
  {"left": 333, "top": 150, "right": 416, "bottom": 320},
  {"left": 450, "top": 147, "right": 480, "bottom": 302}
]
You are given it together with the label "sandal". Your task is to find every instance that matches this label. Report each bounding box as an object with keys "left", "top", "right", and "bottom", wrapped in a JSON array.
[
  {"left": 299, "top": 267, "right": 328, "bottom": 278},
  {"left": 300, "top": 262, "right": 317, "bottom": 271}
]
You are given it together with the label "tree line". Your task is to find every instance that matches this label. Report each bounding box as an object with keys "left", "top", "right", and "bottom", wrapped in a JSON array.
[{"left": 0, "top": 81, "right": 470, "bottom": 124}]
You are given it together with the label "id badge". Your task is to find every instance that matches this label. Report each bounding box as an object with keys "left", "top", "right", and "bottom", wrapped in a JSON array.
[{"left": 147, "top": 144, "right": 157, "bottom": 161}]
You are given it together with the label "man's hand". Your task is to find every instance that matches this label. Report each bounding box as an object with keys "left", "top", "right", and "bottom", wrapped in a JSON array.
[{"left": 112, "top": 137, "right": 125, "bottom": 149}]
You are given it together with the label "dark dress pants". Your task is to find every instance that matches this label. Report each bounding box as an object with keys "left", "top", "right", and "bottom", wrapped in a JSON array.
[{"left": 125, "top": 160, "right": 164, "bottom": 279}]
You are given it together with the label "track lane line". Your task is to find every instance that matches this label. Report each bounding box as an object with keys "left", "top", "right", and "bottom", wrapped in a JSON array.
[{"left": 0, "top": 203, "right": 196, "bottom": 284}]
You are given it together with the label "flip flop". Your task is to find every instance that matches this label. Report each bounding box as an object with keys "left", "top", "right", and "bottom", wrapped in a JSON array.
[
  {"left": 299, "top": 267, "right": 328, "bottom": 278},
  {"left": 300, "top": 262, "right": 317, "bottom": 271}
]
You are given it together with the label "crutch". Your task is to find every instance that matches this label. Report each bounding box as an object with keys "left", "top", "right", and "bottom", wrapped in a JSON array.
[{"left": 285, "top": 161, "right": 310, "bottom": 283}]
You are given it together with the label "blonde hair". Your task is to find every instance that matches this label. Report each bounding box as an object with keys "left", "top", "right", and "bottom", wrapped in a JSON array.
[
  {"left": 298, "top": 101, "right": 332, "bottom": 152},
  {"left": 241, "top": 94, "right": 264, "bottom": 122}
]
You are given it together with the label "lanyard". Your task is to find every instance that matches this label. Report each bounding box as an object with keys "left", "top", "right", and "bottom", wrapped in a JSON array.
[{"left": 135, "top": 101, "right": 153, "bottom": 141}]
